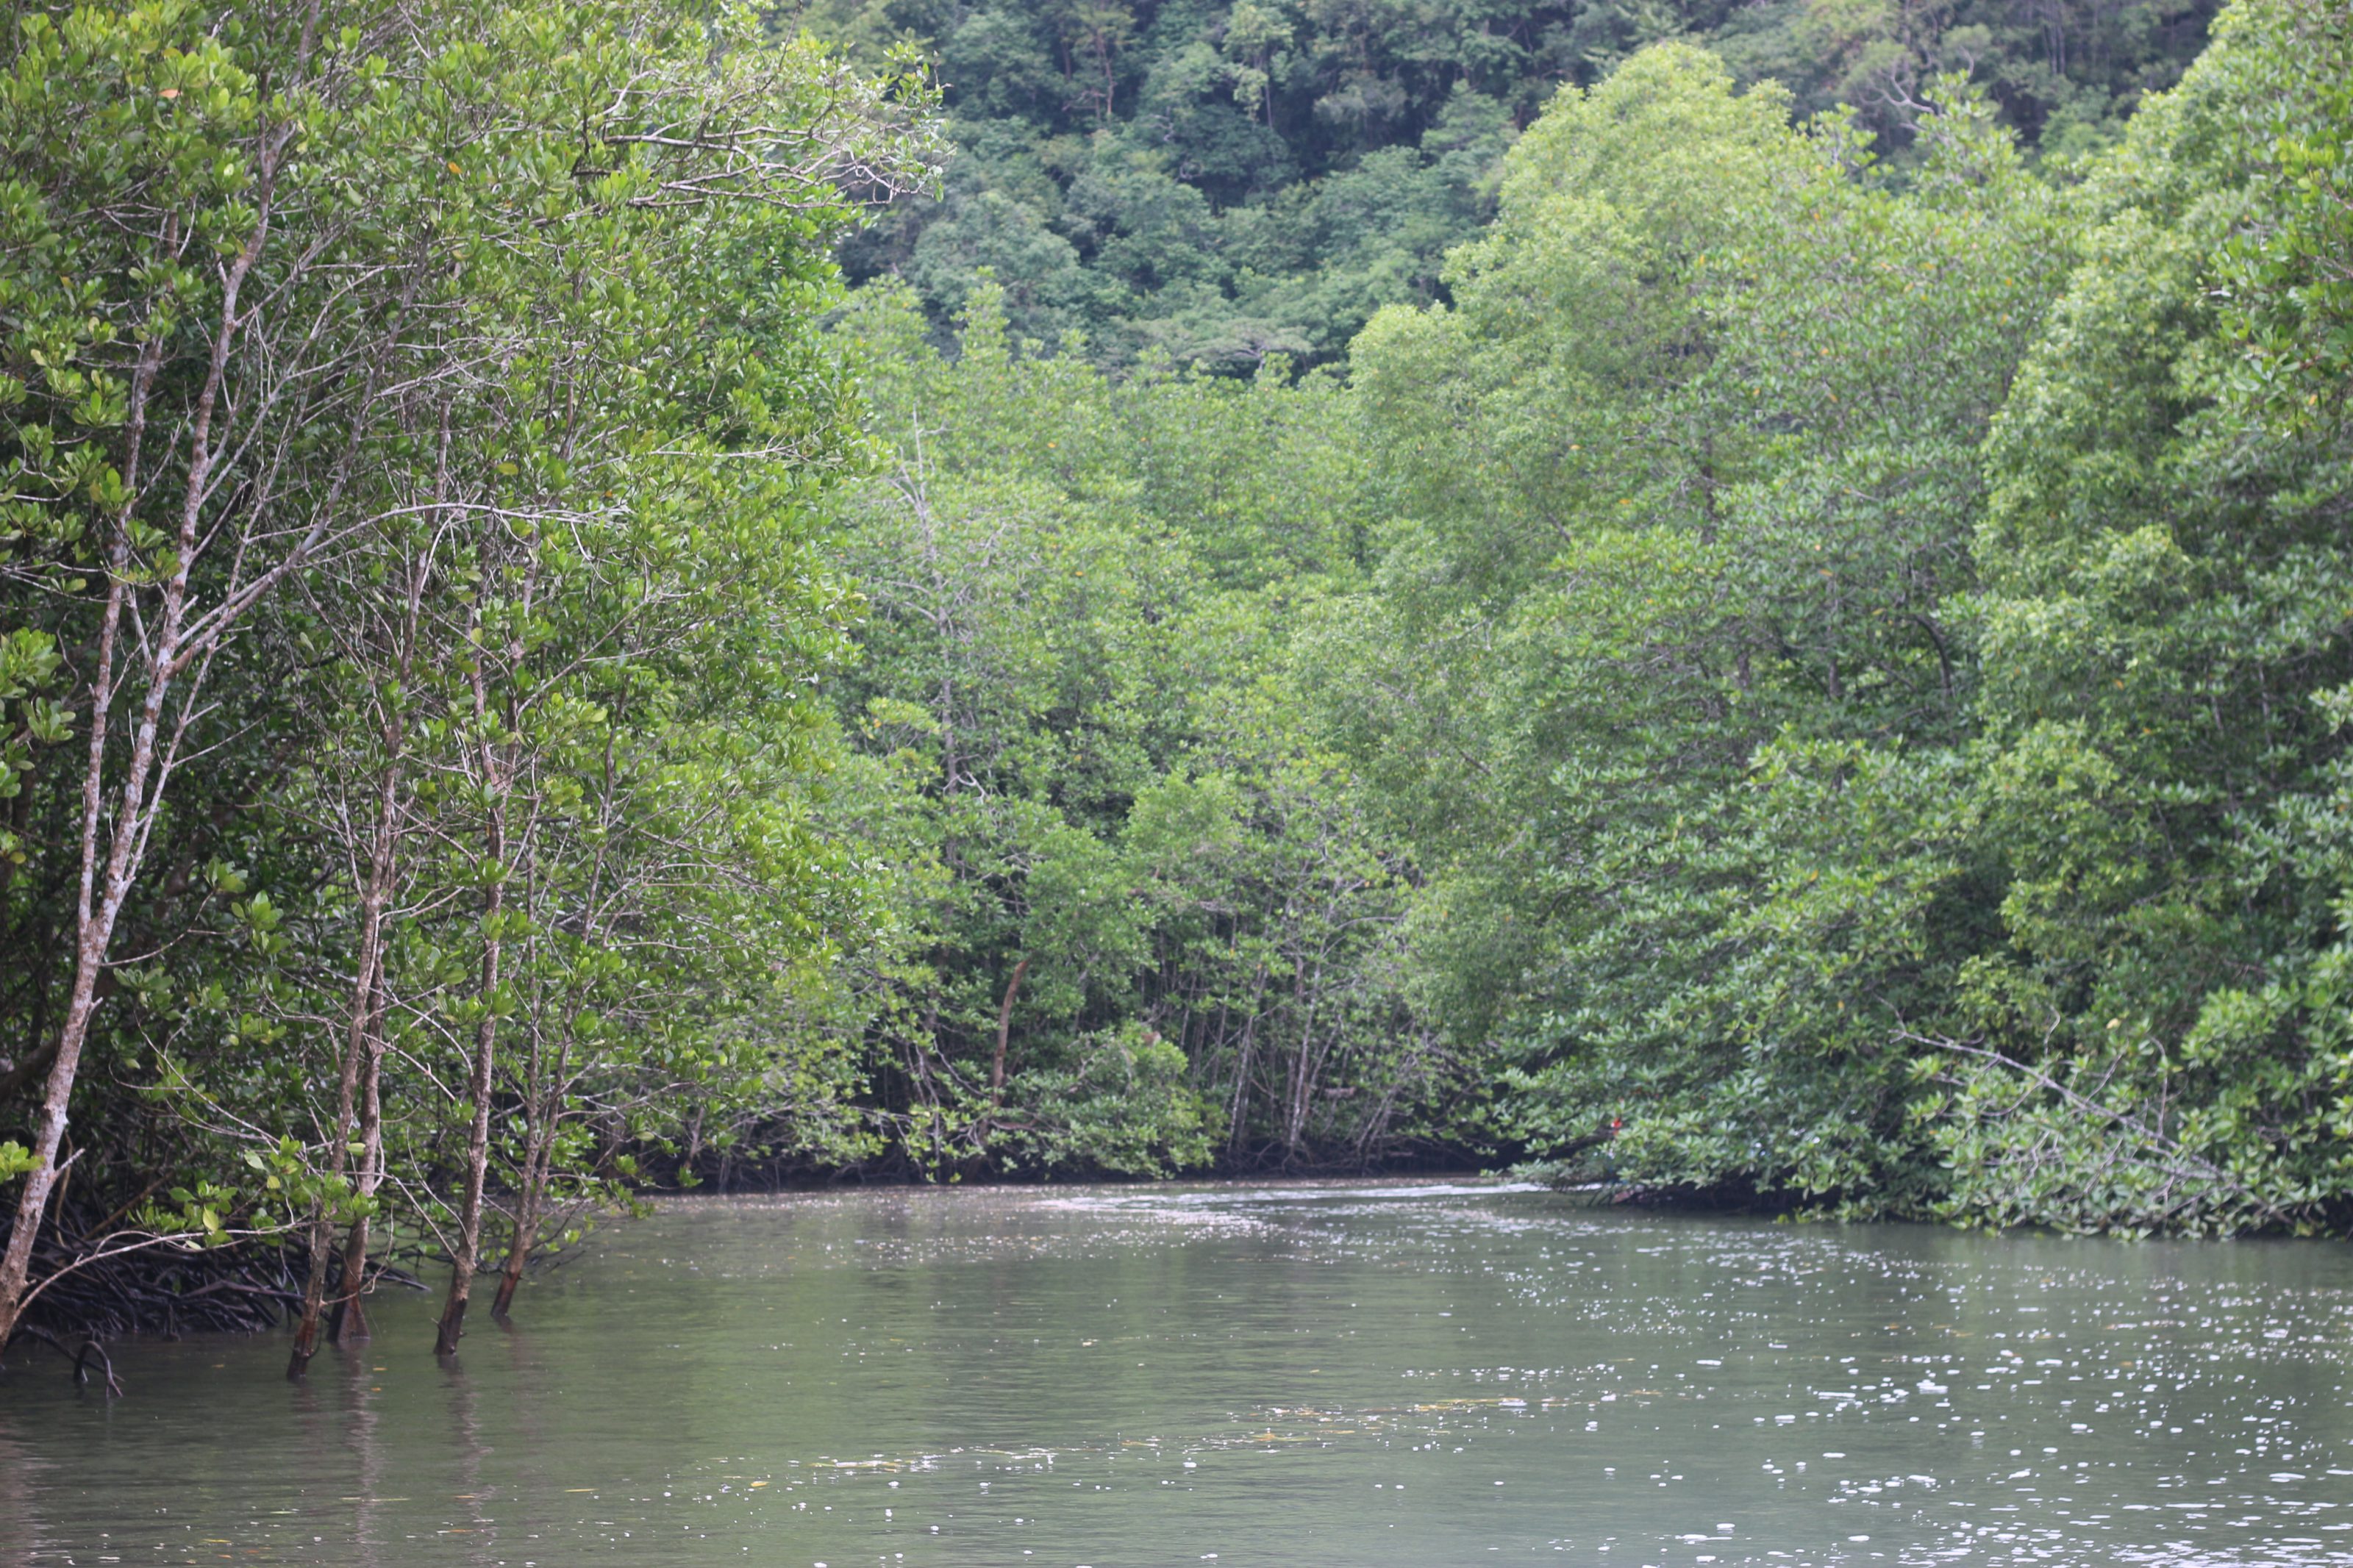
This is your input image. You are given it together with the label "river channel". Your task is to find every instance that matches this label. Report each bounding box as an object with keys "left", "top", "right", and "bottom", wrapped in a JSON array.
[{"left": 4, "top": 1181, "right": 2351, "bottom": 1566}]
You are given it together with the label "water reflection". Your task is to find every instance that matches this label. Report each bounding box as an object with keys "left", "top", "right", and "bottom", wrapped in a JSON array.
[
  {"left": 342, "top": 1347, "right": 387, "bottom": 1568},
  {"left": 0, "top": 1420, "right": 47, "bottom": 1561},
  {"left": 2, "top": 1181, "right": 2349, "bottom": 1566}
]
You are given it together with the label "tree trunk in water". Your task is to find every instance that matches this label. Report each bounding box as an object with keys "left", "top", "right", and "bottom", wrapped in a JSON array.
[
  {"left": 434, "top": 942, "right": 501, "bottom": 1353},
  {"left": 0, "top": 913, "right": 113, "bottom": 1352},
  {"left": 288, "top": 1212, "right": 338, "bottom": 1378},
  {"left": 0, "top": 282, "right": 227, "bottom": 1349},
  {"left": 285, "top": 1034, "right": 362, "bottom": 1375},
  {"left": 435, "top": 873, "right": 503, "bottom": 1356},
  {"left": 494, "top": 764, "right": 604, "bottom": 1323},
  {"left": 437, "top": 521, "right": 520, "bottom": 1357},
  {"left": 329, "top": 1020, "right": 383, "bottom": 1345},
  {"left": 492, "top": 996, "right": 584, "bottom": 1322},
  {"left": 335, "top": 431, "right": 441, "bottom": 1347},
  {"left": 330, "top": 1225, "right": 369, "bottom": 1345},
  {"left": 490, "top": 1140, "right": 546, "bottom": 1320},
  {"left": 436, "top": 677, "right": 505, "bottom": 1353},
  {"left": 312, "top": 490, "right": 435, "bottom": 1363},
  {"left": 290, "top": 854, "right": 391, "bottom": 1376}
]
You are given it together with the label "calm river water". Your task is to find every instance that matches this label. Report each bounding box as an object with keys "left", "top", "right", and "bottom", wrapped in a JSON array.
[{"left": 4, "top": 1181, "right": 2352, "bottom": 1567}]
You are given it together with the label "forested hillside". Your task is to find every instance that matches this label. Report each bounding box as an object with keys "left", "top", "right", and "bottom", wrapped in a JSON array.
[
  {"left": 1, "top": 0, "right": 2347, "bottom": 1357},
  {"left": 804, "top": 0, "right": 2219, "bottom": 362}
]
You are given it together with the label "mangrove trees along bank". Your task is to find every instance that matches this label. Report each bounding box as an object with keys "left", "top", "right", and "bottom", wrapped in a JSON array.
[
  {"left": 0, "top": 0, "right": 940, "bottom": 1352},
  {"left": 799, "top": 0, "right": 2349, "bottom": 1236},
  {"left": 1325, "top": 0, "right": 2353, "bottom": 1233},
  {"left": 810, "top": 287, "right": 1454, "bottom": 1175}
]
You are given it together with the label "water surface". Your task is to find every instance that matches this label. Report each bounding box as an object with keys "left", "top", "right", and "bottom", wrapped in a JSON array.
[{"left": 4, "top": 1181, "right": 2351, "bottom": 1566}]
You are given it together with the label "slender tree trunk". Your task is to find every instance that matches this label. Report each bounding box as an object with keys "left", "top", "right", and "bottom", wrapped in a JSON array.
[
  {"left": 1283, "top": 961, "right": 1324, "bottom": 1161},
  {"left": 326, "top": 454, "right": 440, "bottom": 1351},
  {"left": 990, "top": 957, "right": 1028, "bottom": 1104},
  {"left": 436, "top": 556, "right": 515, "bottom": 1357},
  {"left": 289, "top": 332, "right": 430, "bottom": 1378},
  {"left": 329, "top": 986, "right": 385, "bottom": 1345},
  {"left": 489, "top": 1184, "right": 533, "bottom": 1319},
  {"left": 0, "top": 187, "right": 273, "bottom": 1347},
  {"left": 0, "top": 570, "right": 129, "bottom": 1355},
  {"left": 1227, "top": 964, "right": 1268, "bottom": 1162},
  {"left": 490, "top": 989, "right": 559, "bottom": 1321},
  {"left": 291, "top": 739, "right": 409, "bottom": 1370},
  {"left": 490, "top": 969, "right": 548, "bottom": 1323},
  {"left": 495, "top": 735, "right": 610, "bottom": 1321},
  {"left": 490, "top": 1131, "right": 547, "bottom": 1320},
  {"left": 288, "top": 887, "right": 380, "bottom": 1377},
  {"left": 435, "top": 860, "right": 503, "bottom": 1356}
]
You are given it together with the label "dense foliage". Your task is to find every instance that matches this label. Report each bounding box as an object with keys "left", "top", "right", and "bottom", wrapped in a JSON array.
[
  {"left": 809, "top": 287, "right": 1463, "bottom": 1175},
  {"left": 1325, "top": 0, "right": 2352, "bottom": 1232},
  {"left": 805, "top": 0, "right": 2220, "bottom": 364},
  {"left": 0, "top": 0, "right": 938, "bottom": 1353},
  {"left": 807, "top": 0, "right": 2350, "bottom": 1236},
  {"left": 2, "top": 0, "right": 2347, "bottom": 1363},
  {"left": 1329, "top": 46, "right": 2072, "bottom": 1211}
]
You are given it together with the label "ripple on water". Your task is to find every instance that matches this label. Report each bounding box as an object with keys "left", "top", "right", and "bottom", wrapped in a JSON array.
[{"left": 1, "top": 1180, "right": 2349, "bottom": 1567}]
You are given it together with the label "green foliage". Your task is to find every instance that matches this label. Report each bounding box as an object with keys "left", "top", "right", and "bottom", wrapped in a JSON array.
[
  {"left": 1315, "top": 2, "right": 2351, "bottom": 1234},
  {"left": 1922, "top": 0, "right": 2353, "bottom": 1233},
  {"left": 0, "top": 0, "right": 940, "bottom": 1318},
  {"left": 815, "top": 282, "right": 1458, "bottom": 1173},
  {"left": 998, "top": 1023, "right": 1220, "bottom": 1175},
  {"left": 801, "top": 0, "right": 2216, "bottom": 365},
  {"left": 1327, "top": 46, "right": 2065, "bottom": 1207}
]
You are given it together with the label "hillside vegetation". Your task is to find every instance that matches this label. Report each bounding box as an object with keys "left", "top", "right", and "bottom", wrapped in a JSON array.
[{"left": 807, "top": 0, "right": 2219, "bottom": 362}]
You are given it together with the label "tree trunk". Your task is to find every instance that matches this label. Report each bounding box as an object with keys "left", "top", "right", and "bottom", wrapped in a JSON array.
[
  {"left": 290, "top": 755, "right": 406, "bottom": 1372},
  {"left": 436, "top": 570, "right": 513, "bottom": 1358},
  {"left": 287, "top": 894, "right": 379, "bottom": 1377},
  {"left": 990, "top": 957, "right": 1029, "bottom": 1104},
  {"left": 1227, "top": 964, "right": 1268, "bottom": 1161},
  {"left": 0, "top": 193, "right": 274, "bottom": 1347},
  {"left": 491, "top": 1006, "right": 561, "bottom": 1322},
  {"left": 434, "top": 835, "right": 504, "bottom": 1357},
  {"left": 329, "top": 996, "right": 384, "bottom": 1345},
  {"left": 493, "top": 734, "right": 608, "bottom": 1322},
  {"left": 321, "top": 468, "right": 438, "bottom": 1355},
  {"left": 1283, "top": 961, "right": 1324, "bottom": 1161},
  {"left": 490, "top": 1138, "right": 546, "bottom": 1320}
]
